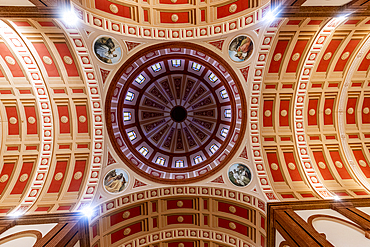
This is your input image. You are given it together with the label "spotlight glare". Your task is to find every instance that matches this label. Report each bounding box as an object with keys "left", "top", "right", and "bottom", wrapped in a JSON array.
[
  {"left": 264, "top": 11, "right": 275, "bottom": 21},
  {"left": 11, "top": 211, "right": 23, "bottom": 217},
  {"left": 63, "top": 11, "right": 78, "bottom": 26},
  {"left": 82, "top": 206, "right": 94, "bottom": 217},
  {"left": 333, "top": 195, "right": 341, "bottom": 201}
]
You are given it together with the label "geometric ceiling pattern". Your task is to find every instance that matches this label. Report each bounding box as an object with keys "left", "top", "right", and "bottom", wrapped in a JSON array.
[{"left": 1, "top": 0, "right": 370, "bottom": 246}]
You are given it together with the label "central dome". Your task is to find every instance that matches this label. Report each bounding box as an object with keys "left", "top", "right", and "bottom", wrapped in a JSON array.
[{"left": 106, "top": 42, "right": 246, "bottom": 183}]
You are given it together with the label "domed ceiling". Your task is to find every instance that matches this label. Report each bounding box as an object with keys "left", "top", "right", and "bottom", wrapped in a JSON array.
[{"left": 106, "top": 42, "right": 246, "bottom": 183}]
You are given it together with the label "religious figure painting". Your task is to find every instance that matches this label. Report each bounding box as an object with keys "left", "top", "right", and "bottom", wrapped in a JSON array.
[
  {"left": 93, "top": 36, "right": 122, "bottom": 64},
  {"left": 228, "top": 35, "right": 254, "bottom": 62},
  {"left": 228, "top": 163, "right": 252, "bottom": 187},
  {"left": 104, "top": 168, "right": 129, "bottom": 193}
]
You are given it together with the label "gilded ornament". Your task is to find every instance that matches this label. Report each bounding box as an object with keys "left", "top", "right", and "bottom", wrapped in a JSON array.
[
  {"left": 363, "top": 107, "right": 369, "bottom": 114},
  {"left": 271, "top": 163, "right": 278, "bottom": 170},
  {"left": 122, "top": 211, "right": 130, "bottom": 219},
  {"left": 123, "top": 228, "right": 131, "bottom": 235},
  {"left": 264, "top": 110, "right": 271, "bottom": 117},
  {"left": 112, "top": 24, "right": 119, "bottom": 31},
  {"left": 229, "top": 222, "right": 236, "bottom": 229},
  {"left": 325, "top": 108, "right": 332, "bottom": 115},
  {"left": 347, "top": 107, "right": 354, "bottom": 114},
  {"left": 5, "top": 56, "right": 15, "bottom": 65},
  {"left": 335, "top": 161, "right": 343, "bottom": 168},
  {"left": 171, "top": 0, "right": 177, "bottom": 2},
  {"left": 323, "top": 52, "right": 332, "bottom": 61},
  {"left": 215, "top": 27, "right": 221, "bottom": 33},
  {"left": 171, "top": 14, "right": 179, "bottom": 23},
  {"left": 288, "top": 162, "right": 296, "bottom": 170},
  {"left": 281, "top": 110, "right": 287, "bottom": 117},
  {"left": 359, "top": 160, "right": 367, "bottom": 167},
  {"left": 292, "top": 52, "right": 300, "bottom": 61},
  {"left": 74, "top": 171, "right": 82, "bottom": 180},
  {"left": 229, "top": 4, "right": 237, "bottom": 13},
  {"left": 93, "top": 18, "right": 102, "bottom": 26},
  {"left": 367, "top": 53, "right": 370, "bottom": 60},
  {"left": 177, "top": 201, "right": 183, "bottom": 207},
  {"left": 60, "top": 116, "right": 69, "bottom": 123},
  {"left": 309, "top": 109, "right": 316, "bottom": 116},
  {"left": 318, "top": 162, "right": 326, "bottom": 169},
  {"left": 341, "top": 51, "right": 350, "bottom": 60},
  {"left": 20, "top": 173, "right": 28, "bottom": 182},
  {"left": 79, "top": 115, "right": 86, "bottom": 123},
  {"left": 54, "top": 172, "right": 63, "bottom": 181},
  {"left": 9, "top": 117, "right": 17, "bottom": 125},
  {"left": 63, "top": 56, "right": 73, "bottom": 64},
  {"left": 109, "top": 4, "right": 118, "bottom": 13},
  {"left": 0, "top": 174, "right": 8, "bottom": 183},
  {"left": 177, "top": 216, "right": 184, "bottom": 222},
  {"left": 42, "top": 56, "right": 52, "bottom": 65},
  {"left": 245, "top": 17, "right": 253, "bottom": 24},
  {"left": 229, "top": 206, "right": 236, "bottom": 213},
  {"left": 274, "top": 53, "right": 282, "bottom": 61},
  {"left": 178, "top": 244, "right": 184, "bottom": 247},
  {"left": 229, "top": 23, "right": 236, "bottom": 30}
]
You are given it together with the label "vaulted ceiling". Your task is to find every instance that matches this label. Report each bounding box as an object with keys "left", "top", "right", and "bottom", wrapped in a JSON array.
[{"left": 0, "top": 0, "right": 370, "bottom": 246}]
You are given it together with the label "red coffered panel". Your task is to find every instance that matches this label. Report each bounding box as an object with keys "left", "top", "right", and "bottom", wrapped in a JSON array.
[
  {"left": 110, "top": 206, "right": 141, "bottom": 226},
  {"left": 286, "top": 40, "right": 308, "bottom": 73},
  {"left": 279, "top": 100, "right": 290, "bottom": 127},
  {"left": 346, "top": 97, "right": 357, "bottom": 124},
  {"left": 5, "top": 106, "right": 19, "bottom": 136},
  {"left": 358, "top": 51, "right": 370, "bottom": 71},
  {"left": 95, "top": 0, "right": 131, "bottom": 18},
  {"left": 334, "top": 39, "right": 361, "bottom": 72},
  {"left": 54, "top": 43, "right": 79, "bottom": 77},
  {"left": 283, "top": 152, "right": 302, "bottom": 181},
  {"left": 313, "top": 151, "right": 334, "bottom": 180},
  {"left": 323, "top": 98, "right": 334, "bottom": 125},
  {"left": 57, "top": 105, "right": 71, "bottom": 134},
  {"left": 307, "top": 99, "right": 318, "bottom": 126},
  {"left": 110, "top": 222, "right": 142, "bottom": 244},
  {"left": 0, "top": 43, "right": 24, "bottom": 77},
  {"left": 11, "top": 162, "right": 34, "bottom": 194},
  {"left": 269, "top": 40, "right": 289, "bottom": 73},
  {"left": 352, "top": 150, "right": 370, "bottom": 178},
  {"left": 317, "top": 39, "right": 342, "bottom": 72},
  {"left": 0, "top": 163, "right": 15, "bottom": 195},
  {"left": 266, "top": 152, "right": 284, "bottom": 182},
  {"left": 47, "top": 161, "right": 68, "bottom": 193},
  {"left": 67, "top": 160, "right": 86, "bottom": 192},
  {"left": 263, "top": 100, "right": 273, "bottom": 127},
  {"left": 160, "top": 12, "right": 189, "bottom": 23},
  {"left": 33, "top": 43, "right": 59, "bottom": 77},
  {"left": 76, "top": 105, "right": 88, "bottom": 133},
  {"left": 217, "top": 0, "right": 249, "bottom": 19},
  {"left": 24, "top": 106, "right": 37, "bottom": 135},
  {"left": 329, "top": 151, "right": 351, "bottom": 179},
  {"left": 362, "top": 97, "right": 370, "bottom": 124}
]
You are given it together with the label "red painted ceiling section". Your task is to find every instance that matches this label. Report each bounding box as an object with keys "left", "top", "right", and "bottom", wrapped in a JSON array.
[
  {"left": 283, "top": 152, "right": 302, "bottom": 181},
  {"left": 76, "top": 105, "right": 88, "bottom": 133},
  {"left": 5, "top": 106, "right": 19, "bottom": 136},
  {"left": 307, "top": 99, "right": 318, "bottom": 126},
  {"left": 334, "top": 39, "right": 361, "bottom": 72},
  {"left": 160, "top": 12, "right": 189, "bottom": 23},
  {"left": 218, "top": 217, "right": 249, "bottom": 236},
  {"left": 24, "top": 106, "right": 37, "bottom": 135},
  {"left": 358, "top": 51, "right": 370, "bottom": 71},
  {"left": 346, "top": 97, "right": 357, "bottom": 124},
  {"left": 317, "top": 39, "right": 342, "bottom": 72},
  {"left": 10, "top": 162, "right": 33, "bottom": 194},
  {"left": 329, "top": 151, "right": 352, "bottom": 179},
  {"left": 160, "top": 0, "right": 188, "bottom": 3},
  {"left": 110, "top": 222, "right": 142, "bottom": 243},
  {"left": 167, "top": 199, "right": 193, "bottom": 209},
  {"left": 263, "top": 100, "right": 273, "bottom": 127},
  {"left": 0, "top": 163, "right": 15, "bottom": 196},
  {"left": 286, "top": 40, "right": 308, "bottom": 73},
  {"left": 0, "top": 43, "right": 24, "bottom": 77},
  {"left": 167, "top": 214, "right": 194, "bottom": 224},
  {"left": 279, "top": 100, "right": 290, "bottom": 127},
  {"left": 269, "top": 40, "right": 289, "bottom": 73},
  {"left": 286, "top": 20, "right": 301, "bottom": 25},
  {"left": 47, "top": 161, "right": 68, "bottom": 193},
  {"left": 266, "top": 152, "right": 284, "bottom": 182},
  {"left": 352, "top": 150, "right": 370, "bottom": 178},
  {"left": 67, "top": 160, "right": 86, "bottom": 192},
  {"left": 95, "top": 0, "right": 131, "bottom": 18},
  {"left": 217, "top": 0, "right": 249, "bottom": 19},
  {"left": 54, "top": 43, "right": 79, "bottom": 77},
  {"left": 57, "top": 105, "right": 70, "bottom": 134},
  {"left": 110, "top": 206, "right": 141, "bottom": 226},
  {"left": 362, "top": 97, "right": 370, "bottom": 124},
  {"left": 324, "top": 98, "right": 334, "bottom": 125},
  {"left": 33, "top": 43, "right": 59, "bottom": 77},
  {"left": 313, "top": 151, "right": 334, "bottom": 180}
]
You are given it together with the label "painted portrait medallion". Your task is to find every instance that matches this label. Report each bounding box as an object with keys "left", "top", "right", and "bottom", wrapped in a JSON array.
[
  {"left": 93, "top": 36, "right": 122, "bottom": 64},
  {"left": 228, "top": 163, "right": 252, "bottom": 187},
  {"left": 103, "top": 168, "right": 129, "bottom": 193},
  {"left": 228, "top": 35, "right": 254, "bottom": 62}
]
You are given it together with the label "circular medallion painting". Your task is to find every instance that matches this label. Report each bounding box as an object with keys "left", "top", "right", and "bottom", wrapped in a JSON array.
[
  {"left": 103, "top": 168, "right": 129, "bottom": 193},
  {"left": 228, "top": 164, "right": 251, "bottom": 187},
  {"left": 106, "top": 42, "right": 247, "bottom": 183},
  {"left": 93, "top": 36, "right": 122, "bottom": 64},
  {"left": 228, "top": 35, "right": 253, "bottom": 62}
]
